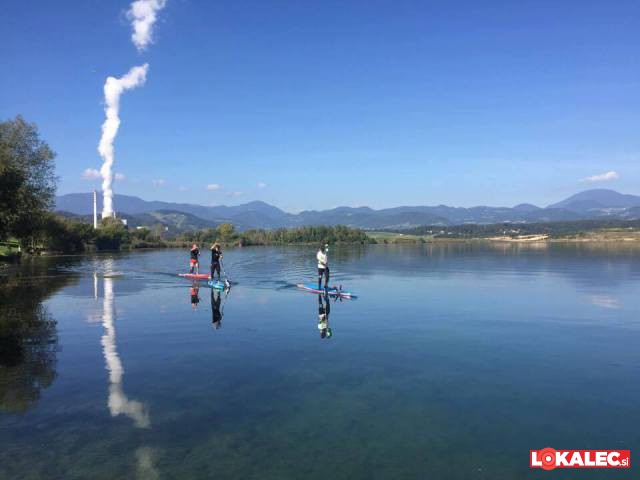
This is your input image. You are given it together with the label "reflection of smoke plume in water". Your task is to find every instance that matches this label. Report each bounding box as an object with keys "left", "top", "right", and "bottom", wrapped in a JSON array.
[
  {"left": 128, "top": 0, "right": 167, "bottom": 52},
  {"left": 101, "top": 268, "right": 150, "bottom": 428},
  {"left": 98, "top": 65, "right": 148, "bottom": 218},
  {"left": 136, "top": 447, "right": 160, "bottom": 480}
]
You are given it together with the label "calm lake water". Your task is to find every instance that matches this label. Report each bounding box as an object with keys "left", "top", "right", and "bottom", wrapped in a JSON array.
[{"left": 1, "top": 244, "right": 639, "bottom": 479}]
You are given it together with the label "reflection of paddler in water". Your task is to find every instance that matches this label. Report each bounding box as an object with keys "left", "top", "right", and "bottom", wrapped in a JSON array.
[
  {"left": 318, "top": 294, "right": 332, "bottom": 338},
  {"left": 190, "top": 282, "right": 200, "bottom": 309},
  {"left": 211, "top": 288, "right": 224, "bottom": 329}
]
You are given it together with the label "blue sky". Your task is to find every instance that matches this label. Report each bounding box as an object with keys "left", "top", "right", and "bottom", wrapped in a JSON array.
[{"left": 2, "top": 0, "right": 639, "bottom": 211}]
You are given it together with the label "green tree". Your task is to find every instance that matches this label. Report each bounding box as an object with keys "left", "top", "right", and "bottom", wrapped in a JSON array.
[
  {"left": 132, "top": 227, "right": 151, "bottom": 241},
  {"left": 95, "top": 218, "right": 129, "bottom": 250},
  {"left": 237, "top": 225, "right": 372, "bottom": 246},
  {"left": 0, "top": 116, "right": 56, "bottom": 245},
  {"left": 37, "top": 214, "right": 94, "bottom": 253},
  {"left": 216, "top": 223, "right": 236, "bottom": 243}
]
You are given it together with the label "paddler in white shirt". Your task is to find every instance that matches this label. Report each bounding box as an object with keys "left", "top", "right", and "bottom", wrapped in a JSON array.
[{"left": 316, "top": 243, "right": 330, "bottom": 290}]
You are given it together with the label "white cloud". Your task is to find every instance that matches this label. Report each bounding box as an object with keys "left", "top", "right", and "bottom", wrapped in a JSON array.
[
  {"left": 582, "top": 171, "right": 619, "bottom": 183},
  {"left": 127, "top": 0, "right": 167, "bottom": 52},
  {"left": 206, "top": 183, "right": 221, "bottom": 191},
  {"left": 228, "top": 191, "right": 243, "bottom": 197},
  {"left": 152, "top": 179, "right": 165, "bottom": 187},
  {"left": 82, "top": 168, "right": 101, "bottom": 180},
  {"left": 257, "top": 182, "right": 267, "bottom": 189},
  {"left": 178, "top": 186, "right": 190, "bottom": 192},
  {"left": 115, "top": 172, "right": 126, "bottom": 181}
]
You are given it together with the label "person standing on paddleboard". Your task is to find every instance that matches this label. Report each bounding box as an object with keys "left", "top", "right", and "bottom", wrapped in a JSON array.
[
  {"left": 189, "top": 244, "right": 200, "bottom": 274},
  {"left": 317, "top": 243, "right": 330, "bottom": 290},
  {"left": 210, "top": 243, "right": 223, "bottom": 282}
]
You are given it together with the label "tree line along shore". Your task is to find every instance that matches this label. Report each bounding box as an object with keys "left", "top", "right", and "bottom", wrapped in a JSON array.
[{"left": 2, "top": 115, "right": 639, "bottom": 260}]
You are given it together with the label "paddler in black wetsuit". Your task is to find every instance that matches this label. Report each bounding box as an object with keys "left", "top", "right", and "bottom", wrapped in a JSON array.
[
  {"left": 210, "top": 243, "right": 223, "bottom": 282},
  {"left": 189, "top": 244, "right": 200, "bottom": 274}
]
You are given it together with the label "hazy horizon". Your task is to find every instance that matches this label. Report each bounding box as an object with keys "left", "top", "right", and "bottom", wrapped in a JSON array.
[{"left": 56, "top": 186, "right": 640, "bottom": 213}]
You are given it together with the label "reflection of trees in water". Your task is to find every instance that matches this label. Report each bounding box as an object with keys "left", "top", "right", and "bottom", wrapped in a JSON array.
[
  {"left": 0, "top": 304, "right": 57, "bottom": 413},
  {"left": 0, "top": 271, "right": 74, "bottom": 413}
]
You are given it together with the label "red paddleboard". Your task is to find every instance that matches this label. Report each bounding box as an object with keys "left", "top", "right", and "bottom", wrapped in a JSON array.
[{"left": 179, "top": 273, "right": 210, "bottom": 280}]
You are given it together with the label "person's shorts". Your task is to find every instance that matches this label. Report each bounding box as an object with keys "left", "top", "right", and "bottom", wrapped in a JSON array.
[
  {"left": 190, "top": 259, "right": 198, "bottom": 266},
  {"left": 318, "top": 267, "right": 328, "bottom": 276}
]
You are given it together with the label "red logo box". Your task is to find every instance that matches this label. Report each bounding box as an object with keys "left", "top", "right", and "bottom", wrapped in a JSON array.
[{"left": 531, "top": 448, "right": 630, "bottom": 470}]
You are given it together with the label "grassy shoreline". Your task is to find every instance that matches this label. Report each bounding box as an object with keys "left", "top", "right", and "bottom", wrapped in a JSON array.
[{"left": 367, "top": 229, "right": 640, "bottom": 244}]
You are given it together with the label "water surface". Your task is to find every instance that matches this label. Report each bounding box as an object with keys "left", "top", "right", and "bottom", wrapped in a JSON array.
[{"left": 1, "top": 244, "right": 639, "bottom": 479}]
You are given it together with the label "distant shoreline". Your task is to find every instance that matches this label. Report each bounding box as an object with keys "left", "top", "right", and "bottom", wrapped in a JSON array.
[
  {"left": 367, "top": 230, "right": 640, "bottom": 245},
  {"left": 4, "top": 229, "right": 640, "bottom": 262}
]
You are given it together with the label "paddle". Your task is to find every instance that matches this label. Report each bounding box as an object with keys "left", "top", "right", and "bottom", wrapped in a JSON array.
[{"left": 220, "top": 259, "right": 231, "bottom": 288}]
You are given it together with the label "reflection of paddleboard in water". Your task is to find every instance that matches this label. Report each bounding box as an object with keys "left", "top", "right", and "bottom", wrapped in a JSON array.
[
  {"left": 296, "top": 284, "right": 356, "bottom": 299},
  {"left": 178, "top": 273, "right": 210, "bottom": 280},
  {"left": 207, "top": 280, "right": 228, "bottom": 290}
]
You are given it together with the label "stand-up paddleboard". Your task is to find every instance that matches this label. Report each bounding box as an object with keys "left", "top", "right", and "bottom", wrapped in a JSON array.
[
  {"left": 296, "top": 284, "right": 356, "bottom": 299},
  {"left": 207, "top": 280, "right": 228, "bottom": 290},
  {"left": 178, "top": 273, "right": 210, "bottom": 280}
]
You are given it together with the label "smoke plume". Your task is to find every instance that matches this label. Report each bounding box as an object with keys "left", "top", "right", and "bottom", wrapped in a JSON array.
[
  {"left": 98, "top": 64, "right": 148, "bottom": 218},
  {"left": 127, "top": 0, "right": 167, "bottom": 52}
]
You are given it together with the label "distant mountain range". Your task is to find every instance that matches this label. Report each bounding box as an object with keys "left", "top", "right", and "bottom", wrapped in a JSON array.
[{"left": 55, "top": 189, "right": 640, "bottom": 231}]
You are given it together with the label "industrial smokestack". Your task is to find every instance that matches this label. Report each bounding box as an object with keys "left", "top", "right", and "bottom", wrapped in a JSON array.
[{"left": 93, "top": 190, "right": 98, "bottom": 229}]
